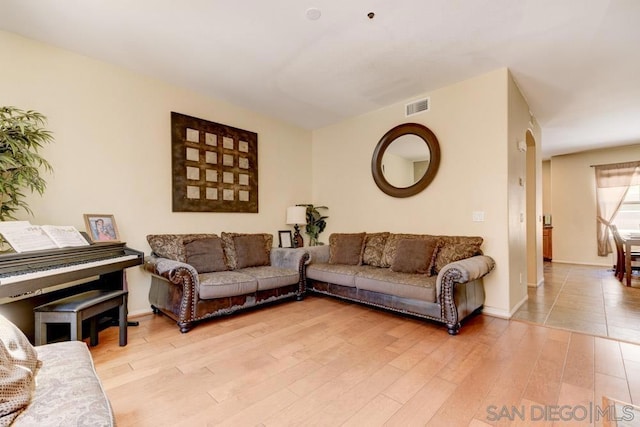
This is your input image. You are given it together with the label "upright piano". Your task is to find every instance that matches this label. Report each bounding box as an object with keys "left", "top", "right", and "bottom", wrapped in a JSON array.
[{"left": 0, "top": 242, "right": 144, "bottom": 341}]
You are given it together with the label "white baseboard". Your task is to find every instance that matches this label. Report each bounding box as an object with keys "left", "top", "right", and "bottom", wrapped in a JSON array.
[
  {"left": 482, "top": 307, "right": 511, "bottom": 319},
  {"left": 482, "top": 294, "right": 528, "bottom": 320},
  {"left": 129, "top": 308, "right": 154, "bottom": 317},
  {"left": 550, "top": 259, "right": 611, "bottom": 267}
]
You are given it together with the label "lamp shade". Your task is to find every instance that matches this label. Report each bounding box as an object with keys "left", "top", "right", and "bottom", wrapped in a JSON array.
[{"left": 286, "top": 206, "right": 307, "bottom": 225}]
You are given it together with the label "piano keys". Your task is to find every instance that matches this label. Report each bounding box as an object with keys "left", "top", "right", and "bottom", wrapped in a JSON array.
[{"left": 0, "top": 241, "right": 144, "bottom": 341}]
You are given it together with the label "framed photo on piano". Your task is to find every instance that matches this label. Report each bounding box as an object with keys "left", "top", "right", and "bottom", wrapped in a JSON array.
[{"left": 83, "top": 214, "right": 121, "bottom": 243}]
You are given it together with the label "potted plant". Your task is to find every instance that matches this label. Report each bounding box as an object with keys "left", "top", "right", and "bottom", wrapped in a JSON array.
[
  {"left": 0, "top": 107, "right": 54, "bottom": 221},
  {"left": 297, "top": 204, "right": 328, "bottom": 246}
]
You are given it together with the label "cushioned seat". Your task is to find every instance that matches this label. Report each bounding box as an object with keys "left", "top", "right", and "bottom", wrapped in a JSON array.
[
  {"left": 237, "top": 266, "right": 300, "bottom": 291},
  {"left": 354, "top": 266, "right": 437, "bottom": 302},
  {"left": 306, "top": 263, "right": 363, "bottom": 287},
  {"left": 198, "top": 271, "right": 258, "bottom": 299},
  {"left": 1, "top": 315, "right": 114, "bottom": 426},
  {"left": 14, "top": 341, "right": 114, "bottom": 426}
]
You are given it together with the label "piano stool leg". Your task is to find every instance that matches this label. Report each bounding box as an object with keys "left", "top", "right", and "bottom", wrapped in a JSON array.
[
  {"left": 70, "top": 316, "right": 82, "bottom": 342},
  {"left": 89, "top": 317, "right": 99, "bottom": 346},
  {"left": 34, "top": 312, "right": 46, "bottom": 346},
  {"left": 119, "top": 294, "right": 128, "bottom": 346}
]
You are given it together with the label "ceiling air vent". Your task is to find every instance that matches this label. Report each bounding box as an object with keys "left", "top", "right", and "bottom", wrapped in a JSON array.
[{"left": 405, "top": 97, "right": 430, "bottom": 117}]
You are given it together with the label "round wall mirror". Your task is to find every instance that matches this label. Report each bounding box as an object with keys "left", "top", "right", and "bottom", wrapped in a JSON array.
[{"left": 371, "top": 123, "right": 441, "bottom": 198}]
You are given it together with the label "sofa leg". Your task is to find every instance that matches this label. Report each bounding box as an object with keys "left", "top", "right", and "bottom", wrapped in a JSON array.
[
  {"left": 151, "top": 305, "right": 160, "bottom": 314},
  {"left": 178, "top": 322, "right": 192, "bottom": 333},
  {"left": 447, "top": 323, "right": 460, "bottom": 335},
  {"left": 296, "top": 294, "right": 305, "bottom": 301}
]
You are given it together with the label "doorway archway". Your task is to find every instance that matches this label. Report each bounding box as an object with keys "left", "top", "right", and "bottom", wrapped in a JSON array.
[{"left": 525, "top": 129, "right": 541, "bottom": 286}]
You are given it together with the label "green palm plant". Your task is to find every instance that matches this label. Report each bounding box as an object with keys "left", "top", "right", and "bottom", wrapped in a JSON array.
[
  {"left": 0, "top": 107, "right": 54, "bottom": 221},
  {"left": 297, "top": 204, "right": 328, "bottom": 246}
]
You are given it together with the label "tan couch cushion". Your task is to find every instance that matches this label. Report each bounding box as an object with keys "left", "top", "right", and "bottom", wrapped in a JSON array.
[
  {"left": 306, "top": 263, "right": 363, "bottom": 287},
  {"left": 198, "top": 271, "right": 258, "bottom": 299},
  {"left": 362, "top": 232, "right": 390, "bottom": 267},
  {"left": 184, "top": 237, "right": 228, "bottom": 273},
  {"left": 391, "top": 238, "right": 439, "bottom": 275},
  {"left": 355, "top": 267, "right": 437, "bottom": 302},
  {"left": 328, "top": 233, "right": 366, "bottom": 265},
  {"left": 237, "top": 266, "right": 299, "bottom": 291}
]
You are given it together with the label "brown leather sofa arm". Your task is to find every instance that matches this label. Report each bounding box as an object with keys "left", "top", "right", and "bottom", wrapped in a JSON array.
[
  {"left": 144, "top": 255, "right": 199, "bottom": 286},
  {"left": 437, "top": 255, "right": 495, "bottom": 335}
]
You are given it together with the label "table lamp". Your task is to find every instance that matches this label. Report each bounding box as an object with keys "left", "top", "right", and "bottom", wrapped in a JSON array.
[{"left": 286, "top": 206, "right": 307, "bottom": 248}]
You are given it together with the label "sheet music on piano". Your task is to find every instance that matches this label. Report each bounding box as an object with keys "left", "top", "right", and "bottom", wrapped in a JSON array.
[{"left": 0, "top": 221, "right": 89, "bottom": 253}]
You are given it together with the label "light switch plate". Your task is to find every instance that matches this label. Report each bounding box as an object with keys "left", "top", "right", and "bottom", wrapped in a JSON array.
[{"left": 472, "top": 211, "right": 485, "bottom": 222}]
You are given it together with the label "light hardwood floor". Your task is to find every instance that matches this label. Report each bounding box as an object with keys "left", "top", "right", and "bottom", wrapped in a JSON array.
[{"left": 90, "top": 268, "right": 640, "bottom": 426}]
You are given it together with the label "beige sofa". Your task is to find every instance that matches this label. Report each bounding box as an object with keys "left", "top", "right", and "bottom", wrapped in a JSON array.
[
  {"left": 144, "top": 233, "right": 309, "bottom": 332},
  {"left": 1, "top": 315, "right": 114, "bottom": 426},
  {"left": 305, "top": 232, "right": 495, "bottom": 335}
]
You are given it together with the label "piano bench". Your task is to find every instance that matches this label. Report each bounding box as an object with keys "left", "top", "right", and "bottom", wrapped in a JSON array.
[{"left": 33, "top": 290, "right": 128, "bottom": 347}]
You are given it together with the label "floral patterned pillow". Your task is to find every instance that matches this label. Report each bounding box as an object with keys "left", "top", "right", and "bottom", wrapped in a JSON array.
[
  {"left": 362, "top": 232, "right": 390, "bottom": 267},
  {"left": 433, "top": 243, "right": 482, "bottom": 273},
  {"left": 146, "top": 234, "right": 218, "bottom": 262}
]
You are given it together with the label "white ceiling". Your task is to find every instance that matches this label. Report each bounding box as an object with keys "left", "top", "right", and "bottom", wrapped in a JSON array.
[{"left": 1, "top": 0, "right": 639, "bottom": 158}]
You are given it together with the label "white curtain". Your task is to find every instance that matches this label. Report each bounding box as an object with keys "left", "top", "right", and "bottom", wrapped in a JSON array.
[{"left": 595, "top": 161, "right": 640, "bottom": 256}]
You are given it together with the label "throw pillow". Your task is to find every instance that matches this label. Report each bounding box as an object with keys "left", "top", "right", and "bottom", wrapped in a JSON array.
[
  {"left": 362, "top": 232, "right": 390, "bottom": 267},
  {"left": 328, "top": 233, "right": 366, "bottom": 265},
  {"left": 391, "top": 238, "right": 439, "bottom": 275},
  {"left": 221, "top": 233, "right": 273, "bottom": 270},
  {"left": 146, "top": 234, "right": 218, "bottom": 262},
  {"left": 0, "top": 314, "right": 42, "bottom": 425},
  {"left": 434, "top": 243, "right": 482, "bottom": 273},
  {"left": 184, "top": 237, "right": 228, "bottom": 273},
  {"left": 380, "top": 234, "right": 437, "bottom": 268},
  {"left": 234, "top": 234, "right": 271, "bottom": 269}
]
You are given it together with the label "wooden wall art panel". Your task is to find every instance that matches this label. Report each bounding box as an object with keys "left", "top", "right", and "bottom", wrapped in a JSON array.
[{"left": 171, "top": 112, "right": 258, "bottom": 213}]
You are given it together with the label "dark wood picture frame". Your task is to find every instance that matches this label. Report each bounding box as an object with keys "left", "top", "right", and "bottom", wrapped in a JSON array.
[
  {"left": 171, "top": 112, "right": 258, "bottom": 213},
  {"left": 278, "top": 230, "right": 293, "bottom": 248}
]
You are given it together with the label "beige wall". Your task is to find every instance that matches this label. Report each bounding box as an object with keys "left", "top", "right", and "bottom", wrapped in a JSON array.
[
  {"left": 311, "top": 68, "right": 528, "bottom": 317},
  {"left": 0, "top": 31, "right": 313, "bottom": 315},
  {"left": 1, "top": 30, "right": 543, "bottom": 319},
  {"left": 507, "top": 74, "right": 543, "bottom": 309},
  {"left": 550, "top": 143, "right": 640, "bottom": 266},
  {"left": 542, "top": 160, "right": 551, "bottom": 215}
]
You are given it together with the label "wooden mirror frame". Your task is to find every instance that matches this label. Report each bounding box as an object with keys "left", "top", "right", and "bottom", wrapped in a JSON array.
[{"left": 371, "top": 123, "right": 441, "bottom": 198}]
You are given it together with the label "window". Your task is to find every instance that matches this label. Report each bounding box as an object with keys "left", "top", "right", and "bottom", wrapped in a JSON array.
[{"left": 614, "top": 184, "right": 640, "bottom": 231}]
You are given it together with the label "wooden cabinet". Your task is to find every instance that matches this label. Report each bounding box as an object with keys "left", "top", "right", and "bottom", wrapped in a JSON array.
[{"left": 543, "top": 226, "right": 553, "bottom": 261}]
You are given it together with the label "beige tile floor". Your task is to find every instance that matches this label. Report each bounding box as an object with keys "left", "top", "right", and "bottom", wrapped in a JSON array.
[{"left": 513, "top": 261, "right": 640, "bottom": 344}]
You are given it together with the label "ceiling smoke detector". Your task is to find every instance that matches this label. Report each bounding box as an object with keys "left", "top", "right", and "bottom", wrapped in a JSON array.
[{"left": 306, "top": 8, "right": 321, "bottom": 20}]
